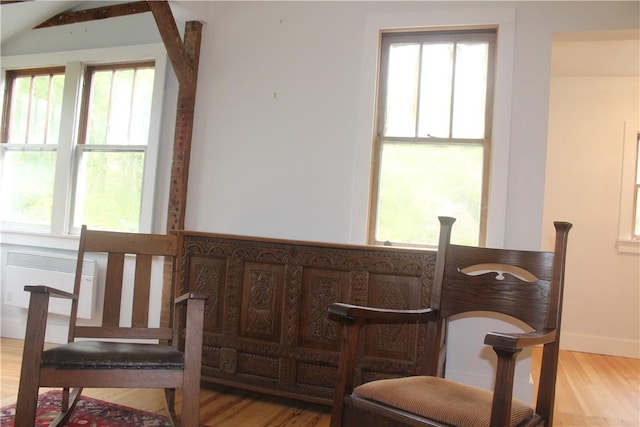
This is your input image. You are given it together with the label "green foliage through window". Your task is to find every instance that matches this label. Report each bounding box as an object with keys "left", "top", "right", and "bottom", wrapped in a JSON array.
[
  {"left": 75, "top": 63, "right": 155, "bottom": 232},
  {"left": 370, "top": 29, "right": 496, "bottom": 247}
]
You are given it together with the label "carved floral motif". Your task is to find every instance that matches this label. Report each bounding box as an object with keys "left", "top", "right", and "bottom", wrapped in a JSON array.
[
  {"left": 180, "top": 232, "right": 437, "bottom": 403},
  {"left": 306, "top": 276, "right": 340, "bottom": 345},
  {"left": 246, "top": 270, "right": 277, "bottom": 335}
]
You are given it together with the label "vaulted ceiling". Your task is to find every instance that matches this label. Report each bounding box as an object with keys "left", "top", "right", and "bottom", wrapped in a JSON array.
[{"left": 0, "top": 0, "right": 208, "bottom": 44}]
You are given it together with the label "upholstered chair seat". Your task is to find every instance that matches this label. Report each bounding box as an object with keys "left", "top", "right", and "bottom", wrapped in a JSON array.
[{"left": 354, "top": 376, "right": 534, "bottom": 427}]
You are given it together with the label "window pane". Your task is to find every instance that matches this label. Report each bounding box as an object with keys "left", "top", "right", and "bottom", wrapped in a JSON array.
[
  {"left": 7, "top": 73, "right": 64, "bottom": 145},
  {"left": 636, "top": 138, "right": 640, "bottom": 185},
  {"left": 635, "top": 137, "right": 640, "bottom": 237},
  {"left": 29, "top": 76, "right": 51, "bottom": 144},
  {"left": 8, "top": 78, "right": 31, "bottom": 144},
  {"left": 418, "top": 44, "right": 453, "bottom": 138},
  {"left": 85, "top": 66, "right": 154, "bottom": 146},
  {"left": 47, "top": 75, "right": 65, "bottom": 144},
  {"left": 635, "top": 191, "right": 640, "bottom": 237},
  {"left": 130, "top": 68, "right": 155, "bottom": 145},
  {"left": 0, "top": 151, "right": 56, "bottom": 226},
  {"left": 376, "top": 143, "right": 483, "bottom": 246},
  {"left": 86, "top": 71, "right": 113, "bottom": 145},
  {"left": 107, "top": 69, "right": 134, "bottom": 145},
  {"left": 452, "top": 43, "right": 488, "bottom": 139},
  {"left": 73, "top": 151, "right": 144, "bottom": 232},
  {"left": 384, "top": 44, "right": 420, "bottom": 137}
]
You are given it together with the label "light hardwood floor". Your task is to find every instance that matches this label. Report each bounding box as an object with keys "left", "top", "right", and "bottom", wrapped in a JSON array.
[{"left": 1, "top": 338, "right": 638, "bottom": 426}]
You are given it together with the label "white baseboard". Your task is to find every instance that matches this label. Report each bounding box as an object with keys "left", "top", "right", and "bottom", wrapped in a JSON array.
[
  {"left": 1, "top": 318, "right": 68, "bottom": 344},
  {"left": 561, "top": 332, "right": 639, "bottom": 358}
]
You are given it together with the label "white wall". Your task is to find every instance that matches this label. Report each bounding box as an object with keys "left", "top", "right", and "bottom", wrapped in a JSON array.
[
  {"left": 543, "top": 32, "right": 640, "bottom": 358},
  {"left": 184, "top": 1, "right": 639, "bottom": 399},
  {"left": 1, "top": 0, "right": 638, "bottom": 404}
]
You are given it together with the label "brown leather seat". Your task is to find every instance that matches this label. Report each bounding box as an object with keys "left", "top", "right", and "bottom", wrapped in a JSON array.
[
  {"left": 41, "top": 341, "right": 185, "bottom": 369},
  {"left": 15, "top": 226, "right": 207, "bottom": 427}
]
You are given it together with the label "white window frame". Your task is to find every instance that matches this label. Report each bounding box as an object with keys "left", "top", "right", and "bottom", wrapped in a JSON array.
[
  {"left": 368, "top": 27, "right": 496, "bottom": 248},
  {"left": 617, "top": 119, "right": 640, "bottom": 254},
  {"left": 0, "top": 44, "right": 167, "bottom": 238}
]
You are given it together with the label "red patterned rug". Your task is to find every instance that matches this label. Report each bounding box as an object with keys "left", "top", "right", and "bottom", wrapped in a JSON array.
[{"left": 1, "top": 390, "right": 173, "bottom": 426}]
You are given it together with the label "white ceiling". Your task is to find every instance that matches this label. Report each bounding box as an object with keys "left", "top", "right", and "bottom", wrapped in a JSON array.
[
  {"left": 0, "top": 1, "right": 210, "bottom": 45},
  {"left": 1, "top": 1, "right": 78, "bottom": 43},
  {"left": 2, "top": 1, "right": 637, "bottom": 78}
]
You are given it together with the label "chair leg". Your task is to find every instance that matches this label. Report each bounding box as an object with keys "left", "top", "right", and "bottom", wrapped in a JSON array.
[
  {"left": 15, "top": 380, "right": 39, "bottom": 426},
  {"left": 48, "top": 388, "right": 82, "bottom": 427},
  {"left": 15, "top": 291, "right": 50, "bottom": 426},
  {"left": 164, "top": 388, "right": 178, "bottom": 426},
  {"left": 181, "top": 381, "right": 200, "bottom": 427},
  {"left": 330, "top": 319, "right": 364, "bottom": 427},
  {"left": 180, "top": 297, "right": 205, "bottom": 427}
]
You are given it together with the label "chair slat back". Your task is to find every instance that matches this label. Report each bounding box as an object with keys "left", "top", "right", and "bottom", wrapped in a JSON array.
[
  {"left": 440, "top": 245, "right": 556, "bottom": 330},
  {"left": 103, "top": 252, "right": 126, "bottom": 327},
  {"left": 433, "top": 217, "right": 571, "bottom": 331},
  {"left": 132, "top": 253, "right": 152, "bottom": 328},
  {"left": 68, "top": 226, "right": 178, "bottom": 343}
]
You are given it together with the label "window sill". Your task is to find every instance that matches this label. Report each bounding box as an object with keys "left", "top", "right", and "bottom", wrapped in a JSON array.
[
  {"left": 617, "top": 239, "right": 640, "bottom": 255},
  {"left": 0, "top": 230, "right": 79, "bottom": 251}
]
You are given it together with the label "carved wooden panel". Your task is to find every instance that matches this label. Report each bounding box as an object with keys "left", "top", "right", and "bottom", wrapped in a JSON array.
[
  {"left": 240, "top": 262, "right": 284, "bottom": 342},
  {"left": 176, "top": 232, "right": 437, "bottom": 405}
]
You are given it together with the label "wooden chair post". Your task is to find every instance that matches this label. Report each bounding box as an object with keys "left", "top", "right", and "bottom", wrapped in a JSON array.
[{"left": 330, "top": 318, "right": 364, "bottom": 427}]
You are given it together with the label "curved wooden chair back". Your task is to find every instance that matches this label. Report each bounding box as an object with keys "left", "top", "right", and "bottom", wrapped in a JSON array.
[{"left": 329, "top": 216, "right": 571, "bottom": 427}]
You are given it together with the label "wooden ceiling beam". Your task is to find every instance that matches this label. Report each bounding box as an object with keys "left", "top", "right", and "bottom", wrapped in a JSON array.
[
  {"left": 146, "top": 1, "right": 194, "bottom": 87},
  {"left": 34, "top": 1, "right": 151, "bottom": 28}
]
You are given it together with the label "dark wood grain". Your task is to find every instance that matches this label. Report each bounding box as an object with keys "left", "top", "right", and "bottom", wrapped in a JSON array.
[
  {"left": 15, "top": 226, "right": 206, "bottom": 427},
  {"left": 329, "top": 217, "right": 572, "bottom": 427},
  {"left": 176, "top": 230, "right": 439, "bottom": 405}
]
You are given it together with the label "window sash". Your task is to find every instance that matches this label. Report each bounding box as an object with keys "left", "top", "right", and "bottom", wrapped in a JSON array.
[
  {"left": 70, "top": 61, "right": 156, "bottom": 234},
  {"left": 0, "top": 145, "right": 58, "bottom": 232},
  {"left": 0, "top": 45, "right": 167, "bottom": 236},
  {"left": 369, "top": 28, "right": 496, "bottom": 247},
  {"left": 2, "top": 67, "right": 66, "bottom": 146},
  {"left": 71, "top": 145, "right": 147, "bottom": 233},
  {"left": 79, "top": 62, "right": 155, "bottom": 148},
  {"left": 634, "top": 133, "right": 640, "bottom": 238}
]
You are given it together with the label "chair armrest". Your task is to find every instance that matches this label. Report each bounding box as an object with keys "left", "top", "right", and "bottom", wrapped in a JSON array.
[
  {"left": 174, "top": 292, "right": 208, "bottom": 305},
  {"left": 24, "top": 285, "right": 77, "bottom": 300},
  {"left": 484, "top": 328, "right": 557, "bottom": 352},
  {"left": 485, "top": 328, "right": 557, "bottom": 426},
  {"left": 328, "top": 302, "right": 436, "bottom": 323}
]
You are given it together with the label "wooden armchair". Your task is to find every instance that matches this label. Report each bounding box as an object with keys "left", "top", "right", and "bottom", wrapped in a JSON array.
[
  {"left": 329, "top": 217, "right": 572, "bottom": 427},
  {"left": 15, "top": 226, "right": 207, "bottom": 427}
]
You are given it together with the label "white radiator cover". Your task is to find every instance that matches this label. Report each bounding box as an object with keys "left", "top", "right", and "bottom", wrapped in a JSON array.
[{"left": 4, "top": 251, "right": 96, "bottom": 319}]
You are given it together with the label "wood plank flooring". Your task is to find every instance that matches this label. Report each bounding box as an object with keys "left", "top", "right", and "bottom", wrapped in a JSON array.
[
  {"left": 1, "top": 338, "right": 638, "bottom": 426},
  {"left": 532, "top": 347, "right": 639, "bottom": 426}
]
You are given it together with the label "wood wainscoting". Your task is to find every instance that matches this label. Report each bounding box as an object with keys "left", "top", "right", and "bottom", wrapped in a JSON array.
[{"left": 175, "top": 231, "right": 439, "bottom": 405}]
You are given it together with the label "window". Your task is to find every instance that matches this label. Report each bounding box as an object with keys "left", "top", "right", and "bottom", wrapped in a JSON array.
[
  {"left": 1, "top": 68, "right": 65, "bottom": 230},
  {"left": 1, "top": 52, "right": 164, "bottom": 235},
  {"left": 634, "top": 133, "right": 640, "bottom": 238},
  {"left": 369, "top": 28, "right": 496, "bottom": 247},
  {"left": 617, "top": 122, "right": 640, "bottom": 253},
  {"left": 74, "top": 63, "right": 155, "bottom": 232}
]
